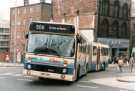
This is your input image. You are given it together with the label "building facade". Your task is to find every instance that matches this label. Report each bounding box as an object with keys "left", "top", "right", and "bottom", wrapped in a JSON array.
[
  {"left": 0, "top": 21, "right": 10, "bottom": 62},
  {"left": 97, "top": 0, "right": 131, "bottom": 58},
  {"left": 52, "top": 0, "right": 131, "bottom": 58},
  {"left": 10, "top": 1, "right": 52, "bottom": 62},
  {"left": 130, "top": 2, "right": 135, "bottom": 50}
]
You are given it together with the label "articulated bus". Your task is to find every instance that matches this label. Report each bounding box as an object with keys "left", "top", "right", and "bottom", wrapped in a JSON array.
[{"left": 23, "top": 21, "right": 110, "bottom": 82}]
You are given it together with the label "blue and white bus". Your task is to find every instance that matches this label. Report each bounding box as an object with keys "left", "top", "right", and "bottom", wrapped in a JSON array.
[{"left": 23, "top": 21, "right": 110, "bottom": 82}]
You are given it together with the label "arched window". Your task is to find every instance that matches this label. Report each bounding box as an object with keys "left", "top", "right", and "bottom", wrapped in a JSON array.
[
  {"left": 99, "top": 19, "right": 109, "bottom": 37},
  {"left": 120, "top": 23, "right": 129, "bottom": 38},
  {"left": 110, "top": 21, "right": 119, "bottom": 38},
  {"left": 100, "top": 0, "right": 109, "bottom": 16},
  {"left": 113, "top": 0, "right": 120, "bottom": 17},
  {"left": 122, "top": 3, "right": 128, "bottom": 19}
]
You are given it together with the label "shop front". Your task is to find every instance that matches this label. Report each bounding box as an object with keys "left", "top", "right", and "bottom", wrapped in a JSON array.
[{"left": 97, "top": 38, "right": 130, "bottom": 62}]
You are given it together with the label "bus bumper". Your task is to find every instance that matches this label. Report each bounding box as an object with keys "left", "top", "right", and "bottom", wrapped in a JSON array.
[{"left": 23, "top": 69, "right": 75, "bottom": 82}]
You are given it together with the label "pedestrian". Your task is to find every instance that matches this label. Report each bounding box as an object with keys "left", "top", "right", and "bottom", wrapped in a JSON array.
[
  {"left": 129, "top": 57, "right": 135, "bottom": 72},
  {"left": 5, "top": 54, "right": 10, "bottom": 62},
  {"left": 118, "top": 56, "right": 124, "bottom": 72}
]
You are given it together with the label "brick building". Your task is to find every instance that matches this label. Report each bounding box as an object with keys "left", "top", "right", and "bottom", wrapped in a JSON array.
[
  {"left": 0, "top": 20, "right": 10, "bottom": 62},
  {"left": 52, "top": 0, "right": 131, "bottom": 58},
  {"left": 10, "top": 1, "right": 52, "bottom": 62}
]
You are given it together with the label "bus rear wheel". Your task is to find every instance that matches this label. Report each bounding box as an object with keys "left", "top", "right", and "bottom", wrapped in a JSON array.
[{"left": 102, "top": 63, "right": 106, "bottom": 71}]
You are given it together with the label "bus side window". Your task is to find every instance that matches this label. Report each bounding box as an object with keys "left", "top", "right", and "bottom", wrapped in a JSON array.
[
  {"left": 93, "top": 46, "right": 97, "bottom": 56},
  {"left": 82, "top": 45, "right": 85, "bottom": 53},
  {"left": 105, "top": 48, "right": 108, "bottom": 56},
  {"left": 70, "top": 42, "right": 75, "bottom": 57},
  {"left": 101, "top": 48, "right": 103, "bottom": 56},
  {"left": 84, "top": 45, "right": 86, "bottom": 53},
  {"left": 87, "top": 44, "right": 89, "bottom": 54},
  {"left": 87, "top": 45, "right": 89, "bottom": 54},
  {"left": 79, "top": 44, "right": 83, "bottom": 53},
  {"left": 88, "top": 45, "right": 91, "bottom": 54}
]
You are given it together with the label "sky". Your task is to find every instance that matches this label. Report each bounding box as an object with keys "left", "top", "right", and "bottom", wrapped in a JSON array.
[{"left": 0, "top": 0, "right": 51, "bottom": 21}]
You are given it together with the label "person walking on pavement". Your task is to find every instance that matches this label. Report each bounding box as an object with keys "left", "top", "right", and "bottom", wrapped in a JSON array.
[
  {"left": 129, "top": 56, "right": 135, "bottom": 72},
  {"left": 118, "top": 56, "right": 124, "bottom": 72}
]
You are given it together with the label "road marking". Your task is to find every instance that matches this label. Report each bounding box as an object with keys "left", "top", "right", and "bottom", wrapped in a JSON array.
[
  {"left": 14, "top": 74, "right": 22, "bottom": 77},
  {"left": 0, "top": 77, "right": 8, "bottom": 79},
  {"left": 79, "top": 80, "right": 92, "bottom": 83},
  {"left": 0, "top": 73, "right": 13, "bottom": 76},
  {"left": 17, "top": 78, "right": 33, "bottom": 82},
  {"left": 119, "top": 90, "right": 129, "bottom": 91},
  {"left": 0, "top": 73, "right": 23, "bottom": 77},
  {"left": 77, "top": 84, "right": 98, "bottom": 89}
]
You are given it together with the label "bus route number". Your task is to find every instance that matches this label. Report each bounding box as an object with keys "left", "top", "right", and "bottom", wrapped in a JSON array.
[{"left": 36, "top": 24, "right": 45, "bottom": 30}]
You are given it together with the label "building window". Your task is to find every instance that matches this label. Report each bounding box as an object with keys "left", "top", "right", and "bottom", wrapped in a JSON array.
[
  {"left": 113, "top": 0, "right": 120, "bottom": 17},
  {"left": 110, "top": 21, "right": 119, "bottom": 38},
  {"left": 100, "top": 0, "right": 109, "bottom": 16},
  {"left": 120, "top": 23, "right": 129, "bottom": 38},
  {"left": 11, "top": 9, "right": 15, "bottom": 15},
  {"left": 122, "top": 3, "right": 128, "bottom": 19},
  {"left": 30, "top": 7, "right": 33, "bottom": 13},
  {"left": 23, "top": 8, "right": 27, "bottom": 14},
  {"left": 17, "top": 21, "right": 21, "bottom": 26},
  {"left": 99, "top": 19, "right": 109, "bottom": 37},
  {"left": 17, "top": 9, "right": 20, "bottom": 15}
]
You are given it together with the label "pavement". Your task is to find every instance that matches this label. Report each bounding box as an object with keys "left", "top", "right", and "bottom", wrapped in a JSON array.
[
  {"left": 109, "top": 64, "right": 135, "bottom": 83},
  {"left": 117, "top": 73, "right": 135, "bottom": 83},
  {"left": 89, "top": 63, "right": 135, "bottom": 90},
  {"left": 0, "top": 62, "right": 24, "bottom": 67}
]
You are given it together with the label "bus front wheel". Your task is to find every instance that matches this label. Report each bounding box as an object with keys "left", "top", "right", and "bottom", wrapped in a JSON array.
[{"left": 76, "top": 65, "right": 80, "bottom": 81}]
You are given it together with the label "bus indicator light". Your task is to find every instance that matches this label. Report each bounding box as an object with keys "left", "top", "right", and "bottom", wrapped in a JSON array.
[{"left": 61, "top": 74, "right": 66, "bottom": 79}]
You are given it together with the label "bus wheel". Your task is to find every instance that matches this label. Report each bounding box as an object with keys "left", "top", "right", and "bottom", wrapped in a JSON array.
[
  {"left": 102, "top": 63, "right": 106, "bottom": 71},
  {"left": 76, "top": 65, "right": 80, "bottom": 81},
  {"left": 86, "top": 64, "right": 89, "bottom": 73}
]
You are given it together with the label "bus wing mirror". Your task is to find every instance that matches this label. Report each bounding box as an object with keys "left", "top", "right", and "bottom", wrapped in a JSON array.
[
  {"left": 25, "top": 34, "right": 29, "bottom": 39},
  {"left": 77, "top": 35, "right": 82, "bottom": 43}
]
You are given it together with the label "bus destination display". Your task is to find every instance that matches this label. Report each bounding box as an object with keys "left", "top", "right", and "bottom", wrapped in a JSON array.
[{"left": 30, "top": 22, "right": 75, "bottom": 34}]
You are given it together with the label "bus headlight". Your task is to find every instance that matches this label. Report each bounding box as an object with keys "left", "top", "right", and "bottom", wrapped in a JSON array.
[
  {"left": 27, "top": 64, "right": 31, "bottom": 70},
  {"left": 63, "top": 60, "right": 68, "bottom": 67},
  {"left": 63, "top": 69, "right": 67, "bottom": 73}
]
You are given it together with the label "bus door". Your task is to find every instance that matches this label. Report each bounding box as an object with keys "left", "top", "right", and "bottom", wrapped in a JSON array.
[
  {"left": 96, "top": 47, "right": 100, "bottom": 71},
  {"left": 92, "top": 46, "right": 98, "bottom": 71}
]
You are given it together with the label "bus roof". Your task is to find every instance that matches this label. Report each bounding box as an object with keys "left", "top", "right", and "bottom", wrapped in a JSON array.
[{"left": 92, "top": 42, "right": 110, "bottom": 48}]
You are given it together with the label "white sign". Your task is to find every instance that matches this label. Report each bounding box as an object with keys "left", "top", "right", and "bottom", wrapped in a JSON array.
[
  {"left": 97, "top": 38, "right": 129, "bottom": 48},
  {"left": 80, "top": 29, "right": 94, "bottom": 42}
]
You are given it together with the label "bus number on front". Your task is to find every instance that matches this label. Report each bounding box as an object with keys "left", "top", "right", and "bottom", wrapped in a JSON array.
[{"left": 36, "top": 24, "right": 45, "bottom": 30}]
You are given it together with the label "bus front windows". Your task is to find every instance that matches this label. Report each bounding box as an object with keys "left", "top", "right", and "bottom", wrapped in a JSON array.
[{"left": 27, "top": 34, "right": 75, "bottom": 57}]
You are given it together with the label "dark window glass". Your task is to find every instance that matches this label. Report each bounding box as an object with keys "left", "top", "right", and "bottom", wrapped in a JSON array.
[
  {"left": 110, "top": 21, "right": 119, "bottom": 38},
  {"left": 122, "top": 3, "right": 128, "bottom": 19},
  {"left": 120, "top": 23, "right": 129, "bottom": 38},
  {"left": 99, "top": 19, "right": 109, "bottom": 37},
  {"left": 113, "top": 0, "right": 120, "bottom": 17},
  {"left": 100, "top": 0, "right": 109, "bottom": 16}
]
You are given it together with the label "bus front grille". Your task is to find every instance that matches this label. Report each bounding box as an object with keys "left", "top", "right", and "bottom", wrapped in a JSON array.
[{"left": 24, "top": 63, "right": 73, "bottom": 74}]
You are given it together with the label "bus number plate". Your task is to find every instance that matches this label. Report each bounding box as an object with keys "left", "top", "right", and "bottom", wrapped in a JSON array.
[{"left": 41, "top": 72, "right": 50, "bottom": 76}]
